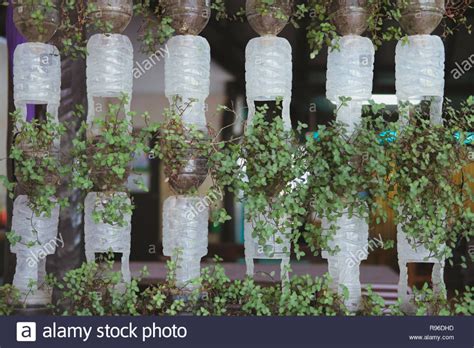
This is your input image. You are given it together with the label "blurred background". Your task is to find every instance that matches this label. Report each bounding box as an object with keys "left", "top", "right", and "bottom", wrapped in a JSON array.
[{"left": 0, "top": 2, "right": 473, "bottom": 302}]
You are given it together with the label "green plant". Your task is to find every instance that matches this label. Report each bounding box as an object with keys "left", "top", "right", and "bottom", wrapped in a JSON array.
[
  {"left": 150, "top": 98, "right": 211, "bottom": 193},
  {"left": 0, "top": 111, "right": 68, "bottom": 217},
  {"left": 150, "top": 99, "right": 232, "bottom": 224},
  {"left": 134, "top": 0, "right": 175, "bottom": 55},
  {"left": 56, "top": 0, "right": 117, "bottom": 58},
  {"left": 212, "top": 103, "right": 309, "bottom": 258},
  {"left": 51, "top": 257, "right": 142, "bottom": 315},
  {"left": 366, "top": 0, "right": 407, "bottom": 46},
  {"left": 72, "top": 94, "right": 151, "bottom": 226},
  {"left": 390, "top": 283, "right": 474, "bottom": 316},
  {"left": 442, "top": 0, "right": 473, "bottom": 37},
  {"left": 304, "top": 0, "right": 339, "bottom": 59},
  {"left": 0, "top": 284, "right": 21, "bottom": 315},
  {"left": 303, "top": 99, "right": 395, "bottom": 256},
  {"left": 142, "top": 256, "right": 347, "bottom": 316},
  {"left": 302, "top": 0, "right": 396, "bottom": 58},
  {"left": 358, "top": 286, "right": 386, "bottom": 316},
  {"left": 300, "top": 0, "right": 472, "bottom": 59},
  {"left": 388, "top": 99, "right": 473, "bottom": 260},
  {"left": 370, "top": 0, "right": 473, "bottom": 46}
]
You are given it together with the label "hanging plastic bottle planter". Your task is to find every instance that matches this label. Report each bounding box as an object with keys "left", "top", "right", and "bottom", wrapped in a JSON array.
[
  {"left": 326, "top": 0, "right": 375, "bottom": 134},
  {"left": 10, "top": 0, "right": 61, "bottom": 306},
  {"left": 244, "top": 209, "right": 291, "bottom": 284},
  {"left": 84, "top": 0, "right": 134, "bottom": 289},
  {"left": 13, "top": 0, "right": 60, "bottom": 43},
  {"left": 244, "top": 0, "right": 293, "bottom": 284},
  {"left": 322, "top": 0, "right": 374, "bottom": 311},
  {"left": 162, "top": 0, "right": 211, "bottom": 292},
  {"left": 88, "top": 0, "right": 134, "bottom": 34},
  {"left": 321, "top": 211, "right": 369, "bottom": 312},
  {"left": 395, "top": 0, "right": 447, "bottom": 312},
  {"left": 162, "top": 0, "right": 211, "bottom": 36},
  {"left": 395, "top": 0, "right": 445, "bottom": 125},
  {"left": 397, "top": 223, "right": 446, "bottom": 314}
]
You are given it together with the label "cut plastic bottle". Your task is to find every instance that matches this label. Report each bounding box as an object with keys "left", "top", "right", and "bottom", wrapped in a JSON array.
[
  {"left": 10, "top": 195, "right": 60, "bottom": 305},
  {"left": 395, "top": 35, "right": 445, "bottom": 125},
  {"left": 326, "top": 35, "right": 375, "bottom": 135},
  {"left": 84, "top": 192, "right": 132, "bottom": 285},
  {"left": 163, "top": 196, "right": 209, "bottom": 290},
  {"left": 245, "top": 36, "right": 292, "bottom": 131},
  {"left": 321, "top": 210, "right": 369, "bottom": 312}
]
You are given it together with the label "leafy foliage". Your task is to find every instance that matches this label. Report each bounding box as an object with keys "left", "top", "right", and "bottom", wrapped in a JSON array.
[
  {"left": 1, "top": 110, "right": 68, "bottom": 217},
  {"left": 388, "top": 100, "right": 473, "bottom": 260},
  {"left": 133, "top": 0, "right": 175, "bottom": 55},
  {"left": 211, "top": 103, "right": 310, "bottom": 258},
  {"left": 398, "top": 283, "right": 474, "bottom": 316},
  {"left": 51, "top": 258, "right": 142, "bottom": 316},
  {"left": 0, "top": 284, "right": 21, "bottom": 315},
  {"left": 150, "top": 98, "right": 212, "bottom": 195},
  {"left": 304, "top": 103, "right": 395, "bottom": 256},
  {"left": 72, "top": 94, "right": 151, "bottom": 226},
  {"left": 39, "top": 257, "right": 349, "bottom": 316},
  {"left": 11, "top": 258, "right": 473, "bottom": 316}
]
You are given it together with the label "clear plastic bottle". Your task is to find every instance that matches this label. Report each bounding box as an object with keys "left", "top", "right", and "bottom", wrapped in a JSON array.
[
  {"left": 244, "top": 33, "right": 293, "bottom": 282},
  {"left": 397, "top": 223, "right": 446, "bottom": 313},
  {"left": 321, "top": 210, "right": 369, "bottom": 311},
  {"left": 86, "top": 33, "right": 134, "bottom": 133},
  {"left": 326, "top": 35, "right": 374, "bottom": 134},
  {"left": 163, "top": 195, "right": 209, "bottom": 290},
  {"left": 13, "top": 42, "right": 61, "bottom": 129},
  {"left": 395, "top": 35, "right": 445, "bottom": 125},
  {"left": 244, "top": 209, "right": 291, "bottom": 284},
  {"left": 245, "top": 36, "right": 292, "bottom": 130},
  {"left": 10, "top": 195, "right": 60, "bottom": 305},
  {"left": 84, "top": 192, "right": 132, "bottom": 284},
  {"left": 165, "top": 35, "right": 210, "bottom": 129}
]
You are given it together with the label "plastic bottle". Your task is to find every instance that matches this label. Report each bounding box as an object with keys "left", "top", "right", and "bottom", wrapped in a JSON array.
[
  {"left": 86, "top": 33, "right": 134, "bottom": 134},
  {"left": 244, "top": 209, "right": 291, "bottom": 284},
  {"left": 10, "top": 195, "right": 60, "bottom": 305},
  {"left": 163, "top": 196, "right": 209, "bottom": 290},
  {"left": 84, "top": 192, "right": 132, "bottom": 284},
  {"left": 326, "top": 35, "right": 375, "bottom": 134},
  {"left": 165, "top": 35, "right": 210, "bottom": 129},
  {"left": 245, "top": 36, "right": 292, "bottom": 130},
  {"left": 395, "top": 35, "right": 445, "bottom": 125},
  {"left": 13, "top": 42, "right": 61, "bottom": 134},
  {"left": 397, "top": 223, "right": 446, "bottom": 313},
  {"left": 321, "top": 210, "right": 369, "bottom": 311}
]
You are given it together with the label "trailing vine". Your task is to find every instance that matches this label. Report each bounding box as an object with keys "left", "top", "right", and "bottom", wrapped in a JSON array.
[
  {"left": 303, "top": 99, "right": 397, "bottom": 256},
  {"left": 1, "top": 110, "right": 68, "bottom": 217},
  {"left": 387, "top": 98, "right": 473, "bottom": 260},
  {"left": 72, "top": 94, "right": 151, "bottom": 226}
]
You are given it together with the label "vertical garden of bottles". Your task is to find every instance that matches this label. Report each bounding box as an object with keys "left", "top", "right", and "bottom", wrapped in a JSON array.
[
  {"left": 0, "top": 0, "right": 472, "bottom": 316},
  {"left": 162, "top": 0, "right": 211, "bottom": 292},
  {"left": 10, "top": 0, "right": 62, "bottom": 308}
]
